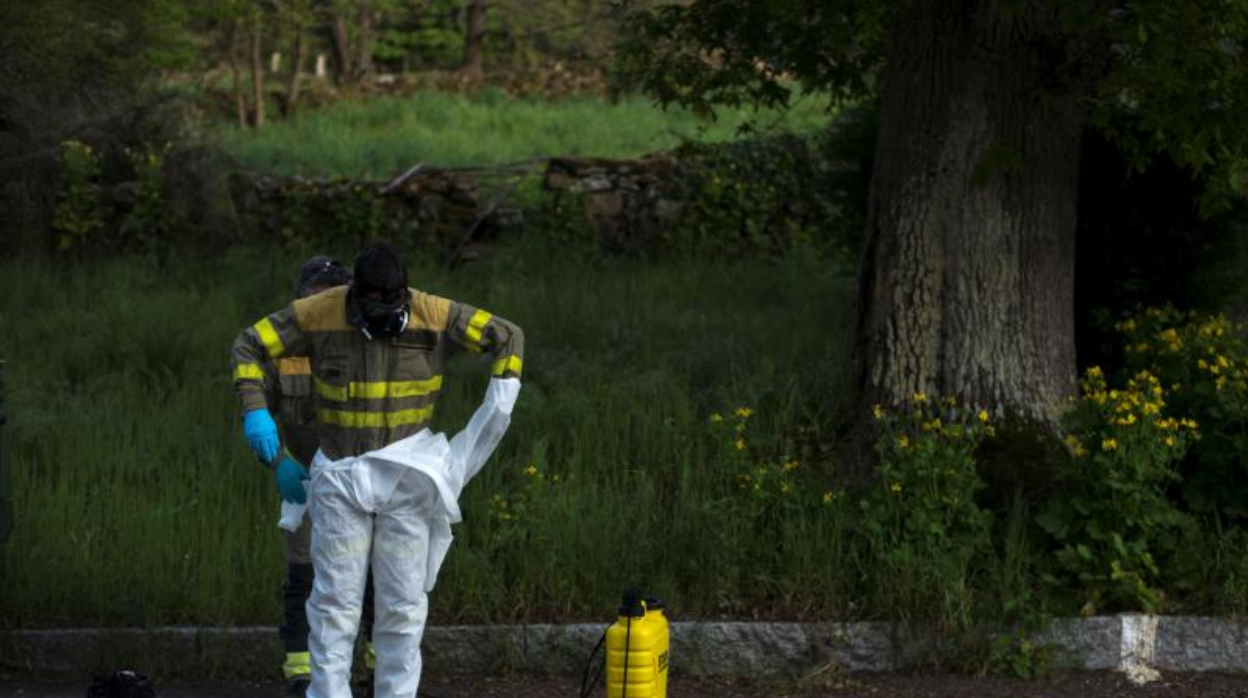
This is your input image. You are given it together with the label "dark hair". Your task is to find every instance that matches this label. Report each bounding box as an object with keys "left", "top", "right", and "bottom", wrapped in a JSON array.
[{"left": 353, "top": 242, "right": 408, "bottom": 296}]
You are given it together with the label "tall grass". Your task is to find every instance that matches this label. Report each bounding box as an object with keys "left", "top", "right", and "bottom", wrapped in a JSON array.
[
  {"left": 211, "top": 90, "right": 837, "bottom": 178},
  {"left": 0, "top": 242, "right": 858, "bottom": 627}
]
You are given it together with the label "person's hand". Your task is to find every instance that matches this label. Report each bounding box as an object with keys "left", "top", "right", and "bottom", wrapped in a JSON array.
[
  {"left": 243, "top": 408, "right": 280, "bottom": 463},
  {"left": 275, "top": 456, "right": 310, "bottom": 504}
]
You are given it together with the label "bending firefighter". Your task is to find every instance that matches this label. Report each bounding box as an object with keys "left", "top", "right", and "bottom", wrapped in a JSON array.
[
  {"left": 231, "top": 242, "right": 524, "bottom": 698},
  {"left": 252, "top": 256, "right": 377, "bottom": 696}
]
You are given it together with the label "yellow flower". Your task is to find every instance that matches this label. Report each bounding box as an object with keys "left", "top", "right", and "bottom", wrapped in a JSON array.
[
  {"left": 735, "top": 406, "right": 753, "bottom": 419},
  {"left": 1164, "top": 436, "right": 1176, "bottom": 447},
  {"left": 1102, "top": 438, "right": 1118, "bottom": 451},
  {"left": 890, "top": 482, "right": 902, "bottom": 493},
  {"left": 735, "top": 438, "right": 746, "bottom": 451},
  {"left": 782, "top": 460, "right": 799, "bottom": 472},
  {"left": 822, "top": 491, "right": 834, "bottom": 505},
  {"left": 897, "top": 435, "right": 910, "bottom": 449},
  {"left": 873, "top": 404, "right": 885, "bottom": 420},
  {"left": 1073, "top": 444, "right": 1088, "bottom": 458},
  {"left": 911, "top": 392, "right": 928, "bottom": 403},
  {"left": 1115, "top": 413, "right": 1137, "bottom": 426},
  {"left": 710, "top": 413, "right": 724, "bottom": 423},
  {"left": 524, "top": 465, "right": 538, "bottom": 476},
  {"left": 978, "top": 409, "right": 990, "bottom": 422}
]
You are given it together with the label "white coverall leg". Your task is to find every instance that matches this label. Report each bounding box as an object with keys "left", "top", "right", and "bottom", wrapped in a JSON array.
[
  {"left": 369, "top": 467, "right": 434, "bottom": 698},
  {"left": 306, "top": 460, "right": 436, "bottom": 698},
  {"left": 305, "top": 461, "right": 374, "bottom": 698}
]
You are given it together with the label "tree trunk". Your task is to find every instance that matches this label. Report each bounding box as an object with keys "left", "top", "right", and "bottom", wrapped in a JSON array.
[
  {"left": 250, "top": 13, "right": 265, "bottom": 128},
  {"left": 355, "top": 4, "right": 375, "bottom": 82},
  {"left": 853, "top": 0, "right": 1086, "bottom": 466},
  {"left": 459, "top": 0, "right": 486, "bottom": 76},
  {"left": 329, "top": 12, "right": 353, "bottom": 84},
  {"left": 283, "top": 21, "right": 306, "bottom": 118},
  {"left": 227, "top": 20, "right": 247, "bottom": 128}
]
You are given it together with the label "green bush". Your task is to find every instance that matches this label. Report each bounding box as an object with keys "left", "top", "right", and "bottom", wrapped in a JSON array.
[
  {"left": 52, "top": 140, "right": 104, "bottom": 252},
  {"left": 1037, "top": 367, "right": 1196, "bottom": 613},
  {"left": 1115, "top": 307, "right": 1248, "bottom": 521},
  {"left": 857, "top": 396, "right": 994, "bottom": 631}
]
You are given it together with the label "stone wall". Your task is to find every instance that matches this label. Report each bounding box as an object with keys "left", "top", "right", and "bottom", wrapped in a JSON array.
[
  {"left": 230, "top": 168, "right": 513, "bottom": 252},
  {"left": 543, "top": 154, "right": 684, "bottom": 254}
]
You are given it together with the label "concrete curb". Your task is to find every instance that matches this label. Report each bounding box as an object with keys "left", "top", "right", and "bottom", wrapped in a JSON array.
[{"left": 4, "top": 616, "right": 1247, "bottom": 682}]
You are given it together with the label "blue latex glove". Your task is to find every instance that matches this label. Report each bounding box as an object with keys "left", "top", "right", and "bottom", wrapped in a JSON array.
[
  {"left": 243, "top": 408, "right": 280, "bottom": 463},
  {"left": 275, "top": 456, "right": 310, "bottom": 504}
]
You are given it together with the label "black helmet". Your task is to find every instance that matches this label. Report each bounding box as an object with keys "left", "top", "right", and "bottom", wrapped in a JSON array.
[{"left": 296, "top": 255, "right": 351, "bottom": 299}]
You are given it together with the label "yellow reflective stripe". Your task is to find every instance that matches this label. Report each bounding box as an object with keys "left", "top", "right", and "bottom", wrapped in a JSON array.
[
  {"left": 492, "top": 355, "right": 523, "bottom": 377},
  {"left": 254, "top": 317, "right": 285, "bottom": 359},
  {"left": 314, "top": 376, "right": 443, "bottom": 402},
  {"left": 465, "top": 309, "right": 492, "bottom": 348},
  {"left": 234, "top": 363, "right": 265, "bottom": 381},
  {"left": 318, "top": 404, "right": 436, "bottom": 429},
  {"left": 365, "top": 641, "right": 376, "bottom": 670},
  {"left": 283, "top": 651, "right": 311, "bottom": 679}
]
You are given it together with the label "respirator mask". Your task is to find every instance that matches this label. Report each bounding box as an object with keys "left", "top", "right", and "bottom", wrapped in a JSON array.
[{"left": 348, "top": 283, "right": 410, "bottom": 340}]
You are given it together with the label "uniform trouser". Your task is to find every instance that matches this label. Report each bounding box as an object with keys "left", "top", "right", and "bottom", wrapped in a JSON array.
[
  {"left": 281, "top": 516, "right": 376, "bottom": 680},
  {"left": 307, "top": 461, "right": 434, "bottom": 698}
]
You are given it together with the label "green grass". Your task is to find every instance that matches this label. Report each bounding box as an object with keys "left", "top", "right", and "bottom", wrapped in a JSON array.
[
  {"left": 0, "top": 242, "right": 858, "bottom": 627},
  {"left": 211, "top": 89, "right": 837, "bottom": 178}
]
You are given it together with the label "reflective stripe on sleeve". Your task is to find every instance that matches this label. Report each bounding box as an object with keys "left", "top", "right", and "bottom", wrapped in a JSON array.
[
  {"left": 254, "top": 317, "right": 285, "bottom": 359},
  {"left": 492, "top": 355, "right": 523, "bottom": 377},
  {"left": 465, "top": 309, "right": 492, "bottom": 351},
  {"left": 234, "top": 363, "right": 266, "bottom": 381},
  {"left": 314, "top": 376, "right": 443, "bottom": 403},
  {"left": 318, "top": 404, "right": 436, "bottom": 429}
]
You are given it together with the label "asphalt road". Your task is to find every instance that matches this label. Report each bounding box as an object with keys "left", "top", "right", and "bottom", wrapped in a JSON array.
[{"left": 7, "top": 672, "right": 1248, "bottom": 698}]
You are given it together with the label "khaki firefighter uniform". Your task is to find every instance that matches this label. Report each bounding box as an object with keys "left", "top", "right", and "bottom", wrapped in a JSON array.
[{"left": 232, "top": 286, "right": 524, "bottom": 460}]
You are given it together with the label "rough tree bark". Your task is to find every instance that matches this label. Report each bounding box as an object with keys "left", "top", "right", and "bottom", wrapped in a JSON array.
[
  {"left": 854, "top": 0, "right": 1086, "bottom": 458},
  {"left": 227, "top": 20, "right": 247, "bottom": 128},
  {"left": 354, "top": 3, "right": 376, "bottom": 82},
  {"left": 249, "top": 13, "right": 265, "bottom": 127},
  {"left": 282, "top": 19, "right": 306, "bottom": 117},
  {"left": 460, "top": 0, "right": 487, "bottom": 76},
  {"left": 328, "top": 12, "right": 353, "bottom": 84}
]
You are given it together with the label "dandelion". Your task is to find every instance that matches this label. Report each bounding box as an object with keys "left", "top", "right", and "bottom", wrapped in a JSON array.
[
  {"left": 1102, "top": 438, "right": 1118, "bottom": 451},
  {"left": 978, "top": 409, "right": 990, "bottom": 422}
]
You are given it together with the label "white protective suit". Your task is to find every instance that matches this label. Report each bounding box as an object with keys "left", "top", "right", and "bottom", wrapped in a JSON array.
[{"left": 303, "top": 377, "right": 521, "bottom": 698}]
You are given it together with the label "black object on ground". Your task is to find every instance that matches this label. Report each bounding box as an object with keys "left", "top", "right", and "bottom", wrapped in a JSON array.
[{"left": 86, "top": 670, "right": 156, "bottom": 698}]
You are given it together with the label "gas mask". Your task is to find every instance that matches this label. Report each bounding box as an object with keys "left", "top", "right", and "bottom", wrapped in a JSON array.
[{"left": 348, "top": 285, "right": 410, "bottom": 340}]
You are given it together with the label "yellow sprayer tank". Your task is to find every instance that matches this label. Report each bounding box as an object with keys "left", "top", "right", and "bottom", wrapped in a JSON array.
[{"left": 606, "top": 593, "right": 669, "bottom": 698}]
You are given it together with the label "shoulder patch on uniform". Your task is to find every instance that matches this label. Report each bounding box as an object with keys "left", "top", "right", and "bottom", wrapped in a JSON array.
[
  {"left": 409, "top": 289, "right": 451, "bottom": 331},
  {"left": 293, "top": 286, "right": 350, "bottom": 331}
]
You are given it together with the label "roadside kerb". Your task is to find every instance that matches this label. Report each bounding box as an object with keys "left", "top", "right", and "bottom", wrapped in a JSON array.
[{"left": 3, "top": 616, "right": 1245, "bottom": 683}]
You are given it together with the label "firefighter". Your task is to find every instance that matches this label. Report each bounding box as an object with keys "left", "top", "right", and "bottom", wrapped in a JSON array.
[
  {"left": 231, "top": 242, "right": 523, "bottom": 698},
  {"left": 250, "top": 256, "right": 378, "bottom": 697}
]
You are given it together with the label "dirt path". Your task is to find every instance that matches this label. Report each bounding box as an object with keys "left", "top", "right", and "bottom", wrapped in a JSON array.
[{"left": 7, "top": 672, "right": 1248, "bottom": 698}]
